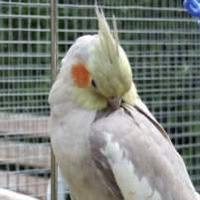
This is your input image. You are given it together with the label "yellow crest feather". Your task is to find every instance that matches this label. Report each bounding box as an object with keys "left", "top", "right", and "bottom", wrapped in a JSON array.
[{"left": 95, "top": 7, "right": 119, "bottom": 65}]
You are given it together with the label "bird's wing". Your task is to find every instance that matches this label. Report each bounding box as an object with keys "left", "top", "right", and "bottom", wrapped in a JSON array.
[{"left": 89, "top": 103, "right": 197, "bottom": 200}]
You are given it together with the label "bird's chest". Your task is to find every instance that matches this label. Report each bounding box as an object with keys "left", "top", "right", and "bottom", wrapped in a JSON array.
[
  {"left": 50, "top": 108, "right": 99, "bottom": 187},
  {"left": 50, "top": 108, "right": 115, "bottom": 200},
  {"left": 51, "top": 107, "right": 95, "bottom": 164}
]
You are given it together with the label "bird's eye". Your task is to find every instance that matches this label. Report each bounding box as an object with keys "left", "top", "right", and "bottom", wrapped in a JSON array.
[{"left": 91, "top": 79, "right": 97, "bottom": 88}]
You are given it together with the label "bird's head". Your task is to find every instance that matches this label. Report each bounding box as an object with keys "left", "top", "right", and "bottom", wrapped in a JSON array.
[{"left": 49, "top": 9, "right": 138, "bottom": 110}]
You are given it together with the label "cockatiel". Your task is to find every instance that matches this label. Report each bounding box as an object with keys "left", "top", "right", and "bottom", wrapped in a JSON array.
[{"left": 48, "top": 9, "right": 199, "bottom": 200}]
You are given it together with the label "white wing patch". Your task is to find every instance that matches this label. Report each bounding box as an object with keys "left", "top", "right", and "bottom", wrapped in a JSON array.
[{"left": 101, "top": 132, "right": 162, "bottom": 200}]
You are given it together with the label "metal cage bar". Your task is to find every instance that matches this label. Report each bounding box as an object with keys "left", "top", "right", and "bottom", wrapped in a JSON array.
[{"left": 50, "top": 1, "right": 58, "bottom": 200}]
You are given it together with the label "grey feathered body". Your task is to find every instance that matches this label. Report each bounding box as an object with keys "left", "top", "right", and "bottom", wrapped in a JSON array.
[{"left": 49, "top": 100, "right": 199, "bottom": 200}]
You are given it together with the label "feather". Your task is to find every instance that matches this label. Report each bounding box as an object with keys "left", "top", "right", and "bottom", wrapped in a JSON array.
[
  {"left": 95, "top": 7, "right": 119, "bottom": 64},
  {"left": 90, "top": 103, "right": 198, "bottom": 200}
]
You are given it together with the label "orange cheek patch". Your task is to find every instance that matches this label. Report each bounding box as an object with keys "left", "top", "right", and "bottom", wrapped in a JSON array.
[{"left": 71, "top": 63, "right": 91, "bottom": 88}]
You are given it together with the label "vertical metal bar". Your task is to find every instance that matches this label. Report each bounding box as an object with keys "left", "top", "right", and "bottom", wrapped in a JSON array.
[
  {"left": 50, "top": 148, "right": 57, "bottom": 200},
  {"left": 51, "top": 0, "right": 58, "bottom": 80},
  {"left": 50, "top": 0, "right": 58, "bottom": 200}
]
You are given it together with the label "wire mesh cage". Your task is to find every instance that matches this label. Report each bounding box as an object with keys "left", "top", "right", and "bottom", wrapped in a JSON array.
[
  {"left": 0, "top": 0, "right": 200, "bottom": 199},
  {"left": 0, "top": 0, "right": 51, "bottom": 199}
]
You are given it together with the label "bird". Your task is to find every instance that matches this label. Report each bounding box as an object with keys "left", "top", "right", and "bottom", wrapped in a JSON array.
[{"left": 48, "top": 8, "right": 200, "bottom": 200}]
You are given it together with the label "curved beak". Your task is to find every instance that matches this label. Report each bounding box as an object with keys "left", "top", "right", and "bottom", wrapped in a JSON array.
[{"left": 108, "top": 96, "right": 122, "bottom": 110}]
